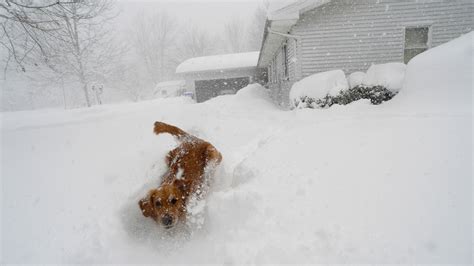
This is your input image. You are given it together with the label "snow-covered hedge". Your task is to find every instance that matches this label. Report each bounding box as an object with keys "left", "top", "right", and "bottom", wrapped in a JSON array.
[
  {"left": 289, "top": 70, "right": 349, "bottom": 109},
  {"left": 348, "top": 71, "right": 366, "bottom": 88},
  {"left": 364, "top": 63, "right": 406, "bottom": 92},
  {"left": 296, "top": 86, "right": 397, "bottom": 108},
  {"left": 290, "top": 62, "right": 407, "bottom": 109}
]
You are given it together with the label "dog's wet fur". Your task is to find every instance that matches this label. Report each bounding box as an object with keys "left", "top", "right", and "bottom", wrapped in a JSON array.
[{"left": 139, "top": 122, "right": 222, "bottom": 229}]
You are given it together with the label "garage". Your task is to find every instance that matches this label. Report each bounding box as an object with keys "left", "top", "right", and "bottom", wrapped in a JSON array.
[
  {"left": 176, "top": 51, "right": 267, "bottom": 103},
  {"left": 194, "top": 77, "right": 250, "bottom": 103}
]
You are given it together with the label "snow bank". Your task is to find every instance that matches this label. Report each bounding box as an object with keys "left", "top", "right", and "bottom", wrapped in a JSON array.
[
  {"left": 235, "top": 83, "right": 269, "bottom": 99},
  {"left": 176, "top": 52, "right": 259, "bottom": 73},
  {"left": 364, "top": 62, "right": 406, "bottom": 92},
  {"left": 204, "top": 83, "right": 276, "bottom": 113},
  {"left": 391, "top": 32, "right": 473, "bottom": 114},
  {"left": 289, "top": 69, "right": 349, "bottom": 107}
]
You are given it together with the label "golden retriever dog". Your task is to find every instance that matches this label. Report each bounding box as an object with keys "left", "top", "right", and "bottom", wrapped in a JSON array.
[{"left": 139, "top": 121, "right": 222, "bottom": 229}]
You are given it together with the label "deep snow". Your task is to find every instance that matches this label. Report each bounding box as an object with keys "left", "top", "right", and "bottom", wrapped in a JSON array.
[{"left": 1, "top": 33, "right": 472, "bottom": 264}]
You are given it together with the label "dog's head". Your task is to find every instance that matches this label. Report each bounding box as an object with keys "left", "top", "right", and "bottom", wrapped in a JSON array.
[{"left": 139, "top": 180, "right": 187, "bottom": 229}]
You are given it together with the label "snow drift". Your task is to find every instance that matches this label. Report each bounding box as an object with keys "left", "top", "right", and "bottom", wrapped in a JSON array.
[{"left": 390, "top": 31, "right": 473, "bottom": 114}]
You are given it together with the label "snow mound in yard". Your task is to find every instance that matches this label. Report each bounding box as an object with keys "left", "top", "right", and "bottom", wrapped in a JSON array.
[
  {"left": 205, "top": 83, "right": 275, "bottom": 111},
  {"left": 364, "top": 62, "right": 406, "bottom": 92},
  {"left": 391, "top": 32, "right": 473, "bottom": 114},
  {"left": 235, "top": 83, "right": 269, "bottom": 99},
  {"left": 289, "top": 69, "right": 349, "bottom": 107}
]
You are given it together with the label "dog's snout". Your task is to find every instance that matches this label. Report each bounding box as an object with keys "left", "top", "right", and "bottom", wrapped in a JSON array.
[{"left": 162, "top": 214, "right": 173, "bottom": 227}]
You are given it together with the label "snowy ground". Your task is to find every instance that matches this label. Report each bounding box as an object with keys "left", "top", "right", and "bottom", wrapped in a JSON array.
[{"left": 2, "top": 34, "right": 472, "bottom": 264}]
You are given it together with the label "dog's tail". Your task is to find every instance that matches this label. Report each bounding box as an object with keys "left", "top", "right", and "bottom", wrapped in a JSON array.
[{"left": 153, "top": 121, "right": 190, "bottom": 140}]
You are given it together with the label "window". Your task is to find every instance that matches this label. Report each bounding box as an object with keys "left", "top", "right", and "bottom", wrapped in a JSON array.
[
  {"left": 404, "top": 26, "right": 430, "bottom": 63},
  {"left": 272, "top": 59, "right": 277, "bottom": 83},
  {"left": 282, "top": 44, "right": 289, "bottom": 79}
]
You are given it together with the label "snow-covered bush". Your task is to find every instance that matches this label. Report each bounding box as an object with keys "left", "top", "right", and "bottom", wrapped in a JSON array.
[
  {"left": 295, "top": 85, "right": 397, "bottom": 108},
  {"left": 290, "top": 62, "right": 407, "bottom": 109},
  {"left": 290, "top": 69, "right": 349, "bottom": 108},
  {"left": 348, "top": 71, "right": 367, "bottom": 88},
  {"left": 364, "top": 63, "right": 406, "bottom": 92},
  {"left": 334, "top": 85, "right": 397, "bottom": 105}
]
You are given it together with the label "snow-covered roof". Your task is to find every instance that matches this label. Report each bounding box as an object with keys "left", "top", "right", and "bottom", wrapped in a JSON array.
[
  {"left": 258, "top": 0, "right": 333, "bottom": 67},
  {"left": 268, "top": 0, "right": 332, "bottom": 21},
  {"left": 176, "top": 52, "right": 260, "bottom": 74}
]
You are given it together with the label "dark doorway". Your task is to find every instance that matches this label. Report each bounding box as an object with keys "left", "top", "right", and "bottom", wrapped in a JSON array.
[{"left": 195, "top": 77, "right": 250, "bottom": 103}]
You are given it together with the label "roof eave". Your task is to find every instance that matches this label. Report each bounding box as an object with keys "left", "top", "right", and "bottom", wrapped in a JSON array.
[
  {"left": 176, "top": 65, "right": 258, "bottom": 76},
  {"left": 257, "top": 19, "right": 298, "bottom": 68}
]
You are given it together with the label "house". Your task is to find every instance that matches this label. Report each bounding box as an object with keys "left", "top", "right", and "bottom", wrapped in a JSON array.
[
  {"left": 258, "top": 0, "right": 473, "bottom": 107},
  {"left": 176, "top": 51, "right": 266, "bottom": 103},
  {"left": 153, "top": 80, "right": 187, "bottom": 98}
]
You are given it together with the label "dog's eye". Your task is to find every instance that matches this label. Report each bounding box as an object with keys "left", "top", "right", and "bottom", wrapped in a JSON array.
[
  {"left": 155, "top": 201, "right": 161, "bottom": 208},
  {"left": 170, "top": 198, "right": 177, "bottom": 204}
]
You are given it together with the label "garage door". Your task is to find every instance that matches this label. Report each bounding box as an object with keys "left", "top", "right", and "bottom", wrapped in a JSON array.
[{"left": 195, "top": 77, "right": 250, "bottom": 103}]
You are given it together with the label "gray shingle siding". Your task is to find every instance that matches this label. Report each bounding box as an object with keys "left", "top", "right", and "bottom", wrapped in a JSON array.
[
  {"left": 287, "top": 38, "right": 298, "bottom": 81},
  {"left": 292, "top": 0, "right": 473, "bottom": 77}
]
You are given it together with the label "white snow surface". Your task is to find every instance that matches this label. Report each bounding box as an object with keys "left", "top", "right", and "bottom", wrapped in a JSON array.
[
  {"left": 2, "top": 34, "right": 472, "bottom": 264},
  {"left": 289, "top": 69, "right": 349, "bottom": 107},
  {"left": 364, "top": 62, "right": 407, "bottom": 92},
  {"left": 176, "top": 51, "right": 259, "bottom": 73},
  {"left": 348, "top": 71, "right": 367, "bottom": 88}
]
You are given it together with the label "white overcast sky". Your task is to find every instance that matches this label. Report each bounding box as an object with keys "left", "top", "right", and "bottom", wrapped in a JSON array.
[{"left": 117, "top": 0, "right": 295, "bottom": 33}]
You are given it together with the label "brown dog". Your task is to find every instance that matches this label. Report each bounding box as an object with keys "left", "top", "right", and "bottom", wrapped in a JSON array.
[{"left": 139, "top": 121, "right": 222, "bottom": 229}]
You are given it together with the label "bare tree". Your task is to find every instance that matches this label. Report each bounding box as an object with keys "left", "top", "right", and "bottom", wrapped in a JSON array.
[
  {"left": 224, "top": 17, "right": 248, "bottom": 53},
  {"left": 0, "top": 0, "right": 77, "bottom": 73},
  {"left": 247, "top": 1, "right": 269, "bottom": 51},
  {"left": 35, "top": 1, "right": 121, "bottom": 107},
  {"left": 177, "top": 23, "right": 215, "bottom": 61},
  {"left": 130, "top": 10, "right": 178, "bottom": 85},
  {"left": 1, "top": 0, "right": 122, "bottom": 107}
]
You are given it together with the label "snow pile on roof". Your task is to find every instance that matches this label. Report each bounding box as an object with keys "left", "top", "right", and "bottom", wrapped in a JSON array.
[
  {"left": 364, "top": 63, "right": 406, "bottom": 92},
  {"left": 289, "top": 69, "right": 349, "bottom": 107},
  {"left": 176, "top": 52, "right": 259, "bottom": 74},
  {"left": 390, "top": 31, "right": 473, "bottom": 114}
]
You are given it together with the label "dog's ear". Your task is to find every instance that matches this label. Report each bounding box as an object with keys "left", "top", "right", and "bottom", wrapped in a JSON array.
[
  {"left": 138, "top": 192, "right": 155, "bottom": 218},
  {"left": 205, "top": 145, "right": 222, "bottom": 164}
]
